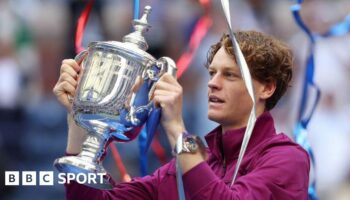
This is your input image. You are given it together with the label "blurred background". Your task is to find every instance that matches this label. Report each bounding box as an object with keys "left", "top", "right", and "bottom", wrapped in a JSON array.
[{"left": 0, "top": 0, "right": 349, "bottom": 199}]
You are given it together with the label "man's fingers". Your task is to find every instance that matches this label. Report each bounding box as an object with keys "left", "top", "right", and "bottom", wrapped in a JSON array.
[
  {"left": 158, "top": 73, "right": 178, "bottom": 85},
  {"left": 61, "top": 82, "right": 76, "bottom": 96},
  {"left": 155, "top": 81, "right": 182, "bottom": 95},
  {"left": 153, "top": 94, "right": 175, "bottom": 108},
  {"left": 53, "top": 82, "right": 76, "bottom": 110},
  {"left": 62, "top": 59, "right": 81, "bottom": 73},
  {"left": 59, "top": 72, "right": 78, "bottom": 87},
  {"left": 153, "top": 89, "right": 174, "bottom": 97},
  {"left": 61, "top": 64, "right": 79, "bottom": 79},
  {"left": 53, "top": 82, "right": 76, "bottom": 97},
  {"left": 149, "top": 81, "right": 180, "bottom": 100},
  {"left": 54, "top": 58, "right": 82, "bottom": 112}
]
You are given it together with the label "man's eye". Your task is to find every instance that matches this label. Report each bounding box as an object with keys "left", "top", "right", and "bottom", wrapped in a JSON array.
[
  {"left": 224, "top": 72, "right": 235, "bottom": 77},
  {"left": 208, "top": 71, "right": 215, "bottom": 77}
]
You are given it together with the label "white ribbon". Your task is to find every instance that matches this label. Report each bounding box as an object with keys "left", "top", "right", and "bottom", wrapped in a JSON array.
[{"left": 220, "top": 0, "right": 257, "bottom": 186}]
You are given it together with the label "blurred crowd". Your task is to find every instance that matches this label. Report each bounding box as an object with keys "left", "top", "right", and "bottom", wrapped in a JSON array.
[{"left": 0, "top": 0, "right": 349, "bottom": 199}]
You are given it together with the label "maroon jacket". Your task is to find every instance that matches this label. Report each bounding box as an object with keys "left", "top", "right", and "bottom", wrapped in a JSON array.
[{"left": 65, "top": 112, "right": 310, "bottom": 199}]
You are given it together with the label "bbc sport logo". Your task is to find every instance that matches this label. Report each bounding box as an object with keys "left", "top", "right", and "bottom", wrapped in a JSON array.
[{"left": 5, "top": 171, "right": 106, "bottom": 186}]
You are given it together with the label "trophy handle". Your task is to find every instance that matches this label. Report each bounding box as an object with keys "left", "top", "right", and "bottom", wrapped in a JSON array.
[
  {"left": 147, "top": 56, "right": 177, "bottom": 106},
  {"left": 122, "top": 57, "right": 177, "bottom": 127},
  {"left": 156, "top": 57, "right": 177, "bottom": 78},
  {"left": 74, "top": 50, "right": 88, "bottom": 64}
]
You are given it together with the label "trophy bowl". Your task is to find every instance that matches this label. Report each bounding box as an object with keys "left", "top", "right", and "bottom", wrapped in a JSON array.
[{"left": 54, "top": 6, "right": 177, "bottom": 189}]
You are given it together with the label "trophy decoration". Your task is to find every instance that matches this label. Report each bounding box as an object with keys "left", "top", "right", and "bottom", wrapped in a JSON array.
[{"left": 54, "top": 6, "right": 177, "bottom": 188}]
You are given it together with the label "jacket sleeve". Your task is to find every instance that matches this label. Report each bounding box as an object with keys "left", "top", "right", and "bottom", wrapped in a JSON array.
[
  {"left": 65, "top": 161, "right": 173, "bottom": 200},
  {"left": 65, "top": 176, "right": 156, "bottom": 200},
  {"left": 182, "top": 145, "right": 310, "bottom": 200}
]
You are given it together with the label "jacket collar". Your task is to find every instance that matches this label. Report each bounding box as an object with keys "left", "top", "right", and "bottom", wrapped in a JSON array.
[{"left": 205, "top": 111, "right": 276, "bottom": 163}]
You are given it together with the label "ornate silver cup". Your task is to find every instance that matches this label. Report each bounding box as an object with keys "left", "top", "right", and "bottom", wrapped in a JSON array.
[{"left": 54, "top": 6, "right": 176, "bottom": 188}]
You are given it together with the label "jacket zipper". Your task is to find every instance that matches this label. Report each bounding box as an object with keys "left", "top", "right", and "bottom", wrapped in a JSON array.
[{"left": 222, "top": 158, "right": 227, "bottom": 175}]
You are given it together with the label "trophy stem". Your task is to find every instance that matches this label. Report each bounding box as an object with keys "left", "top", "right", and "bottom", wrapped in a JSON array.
[
  {"left": 77, "top": 119, "right": 111, "bottom": 164},
  {"left": 54, "top": 122, "right": 113, "bottom": 188},
  {"left": 54, "top": 121, "right": 110, "bottom": 175},
  {"left": 79, "top": 133, "right": 106, "bottom": 164}
]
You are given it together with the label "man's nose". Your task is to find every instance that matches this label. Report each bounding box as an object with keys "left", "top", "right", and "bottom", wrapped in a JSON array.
[{"left": 208, "top": 73, "right": 222, "bottom": 90}]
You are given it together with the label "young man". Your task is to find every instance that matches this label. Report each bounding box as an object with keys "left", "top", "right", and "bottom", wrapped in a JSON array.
[{"left": 53, "top": 31, "right": 310, "bottom": 199}]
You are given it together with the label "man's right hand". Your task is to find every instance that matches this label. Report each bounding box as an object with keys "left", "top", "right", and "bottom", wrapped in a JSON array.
[
  {"left": 53, "top": 59, "right": 87, "bottom": 154},
  {"left": 53, "top": 59, "right": 81, "bottom": 113}
]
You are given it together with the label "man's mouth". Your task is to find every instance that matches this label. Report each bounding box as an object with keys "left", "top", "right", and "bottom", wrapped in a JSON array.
[{"left": 208, "top": 95, "right": 225, "bottom": 103}]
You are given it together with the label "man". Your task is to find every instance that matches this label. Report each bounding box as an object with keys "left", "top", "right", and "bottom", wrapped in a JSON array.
[{"left": 53, "top": 30, "right": 310, "bottom": 199}]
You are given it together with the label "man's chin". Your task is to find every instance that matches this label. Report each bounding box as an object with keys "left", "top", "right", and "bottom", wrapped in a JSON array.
[{"left": 208, "top": 114, "right": 223, "bottom": 124}]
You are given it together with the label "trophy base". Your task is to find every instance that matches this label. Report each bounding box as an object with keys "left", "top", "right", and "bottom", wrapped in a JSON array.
[{"left": 54, "top": 156, "right": 113, "bottom": 189}]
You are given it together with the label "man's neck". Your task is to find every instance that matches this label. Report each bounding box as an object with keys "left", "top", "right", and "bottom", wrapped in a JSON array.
[
  {"left": 221, "top": 106, "right": 266, "bottom": 134},
  {"left": 221, "top": 123, "right": 246, "bottom": 135}
]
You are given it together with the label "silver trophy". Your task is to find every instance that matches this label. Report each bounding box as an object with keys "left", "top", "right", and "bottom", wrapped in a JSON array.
[{"left": 54, "top": 6, "right": 176, "bottom": 188}]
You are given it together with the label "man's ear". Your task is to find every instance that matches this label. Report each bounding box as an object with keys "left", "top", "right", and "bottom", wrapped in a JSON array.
[{"left": 259, "top": 80, "right": 276, "bottom": 100}]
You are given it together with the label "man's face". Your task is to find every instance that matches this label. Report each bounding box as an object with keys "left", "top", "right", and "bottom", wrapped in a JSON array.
[{"left": 207, "top": 47, "right": 262, "bottom": 130}]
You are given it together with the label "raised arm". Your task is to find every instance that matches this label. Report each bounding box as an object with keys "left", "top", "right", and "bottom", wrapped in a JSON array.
[{"left": 53, "top": 59, "right": 87, "bottom": 154}]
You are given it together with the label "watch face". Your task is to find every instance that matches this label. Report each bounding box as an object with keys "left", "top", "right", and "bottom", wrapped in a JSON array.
[{"left": 185, "top": 137, "right": 198, "bottom": 152}]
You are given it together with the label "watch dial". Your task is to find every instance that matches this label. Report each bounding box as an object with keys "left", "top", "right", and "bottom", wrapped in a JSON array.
[{"left": 187, "top": 138, "right": 198, "bottom": 151}]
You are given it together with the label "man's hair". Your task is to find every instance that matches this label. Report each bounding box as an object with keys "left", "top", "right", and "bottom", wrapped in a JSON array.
[{"left": 206, "top": 31, "right": 293, "bottom": 110}]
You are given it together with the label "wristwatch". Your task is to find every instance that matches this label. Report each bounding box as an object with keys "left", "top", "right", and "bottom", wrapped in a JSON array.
[{"left": 174, "top": 132, "right": 205, "bottom": 155}]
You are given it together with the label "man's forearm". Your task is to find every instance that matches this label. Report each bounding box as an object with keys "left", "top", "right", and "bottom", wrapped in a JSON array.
[
  {"left": 163, "top": 122, "right": 186, "bottom": 150},
  {"left": 66, "top": 114, "right": 87, "bottom": 154},
  {"left": 165, "top": 125, "right": 206, "bottom": 174}
]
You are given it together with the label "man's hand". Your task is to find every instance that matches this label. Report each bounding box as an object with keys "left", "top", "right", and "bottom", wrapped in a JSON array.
[
  {"left": 152, "top": 74, "right": 186, "bottom": 149},
  {"left": 152, "top": 74, "right": 206, "bottom": 173},
  {"left": 53, "top": 59, "right": 81, "bottom": 113}
]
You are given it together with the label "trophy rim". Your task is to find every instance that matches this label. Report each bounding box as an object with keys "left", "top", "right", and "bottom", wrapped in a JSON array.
[{"left": 88, "top": 40, "right": 156, "bottom": 63}]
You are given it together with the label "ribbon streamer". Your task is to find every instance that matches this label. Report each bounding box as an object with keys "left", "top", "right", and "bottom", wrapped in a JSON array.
[
  {"left": 291, "top": 1, "right": 320, "bottom": 200},
  {"left": 174, "top": 1, "right": 213, "bottom": 199},
  {"left": 151, "top": 134, "right": 168, "bottom": 165},
  {"left": 133, "top": 0, "right": 163, "bottom": 176},
  {"left": 176, "top": 154, "right": 186, "bottom": 200},
  {"left": 176, "top": 15, "right": 212, "bottom": 78},
  {"left": 75, "top": 0, "right": 94, "bottom": 54},
  {"left": 133, "top": 0, "right": 140, "bottom": 20},
  {"left": 110, "top": 143, "right": 131, "bottom": 182},
  {"left": 218, "top": 0, "right": 258, "bottom": 186}
]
